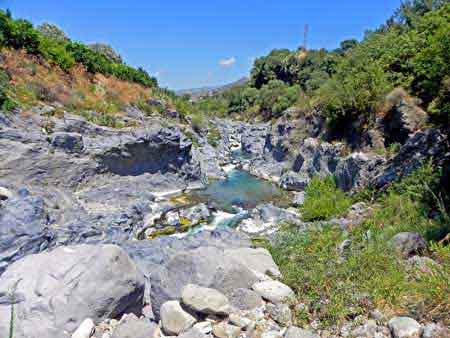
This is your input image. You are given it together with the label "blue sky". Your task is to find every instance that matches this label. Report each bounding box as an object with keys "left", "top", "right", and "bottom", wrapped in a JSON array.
[{"left": 0, "top": 0, "right": 401, "bottom": 90}]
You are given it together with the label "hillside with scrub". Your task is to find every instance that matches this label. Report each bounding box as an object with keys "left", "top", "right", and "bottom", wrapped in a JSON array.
[{"left": 0, "top": 1, "right": 449, "bottom": 338}]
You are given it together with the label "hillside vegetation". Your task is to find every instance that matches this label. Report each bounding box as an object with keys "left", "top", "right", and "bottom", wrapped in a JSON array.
[{"left": 195, "top": 1, "right": 450, "bottom": 135}]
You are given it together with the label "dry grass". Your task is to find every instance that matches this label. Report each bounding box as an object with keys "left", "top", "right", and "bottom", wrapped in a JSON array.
[{"left": 1, "top": 48, "right": 155, "bottom": 114}]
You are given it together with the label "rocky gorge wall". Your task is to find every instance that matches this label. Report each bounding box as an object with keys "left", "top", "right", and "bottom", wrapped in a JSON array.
[{"left": 0, "top": 104, "right": 448, "bottom": 338}]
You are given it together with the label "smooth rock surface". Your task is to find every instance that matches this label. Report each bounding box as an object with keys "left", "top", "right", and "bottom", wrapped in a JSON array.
[
  {"left": 212, "top": 323, "right": 241, "bottom": 338},
  {"left": 284, "top": 326, "right": 319, "bottom": 338},
  {"left": 228, "top": 288, "right": 264, "bottom": 310},
  {"left": 252, "top": 281, "right": 295, "bottom": 304},
  {"left": 72, "top": 318, "right": 95, "bottom": 338},
  {"left": 160, "top": 300, "right": 197, "bottom": 335},
  {"left": 0, "top": 245, "right": 145, "bottom": 338},
  {"left": 111, "top": 314, "right": 158, "bottom": 338},
  {"left": 181, "top": 284, "right": 231, "bottom": 316},
  {"left": 224, "top": 247, "right": 281, "bottom": 278},
  {"left": 388, "top": 317, "right": 422, "bottom": 338}
]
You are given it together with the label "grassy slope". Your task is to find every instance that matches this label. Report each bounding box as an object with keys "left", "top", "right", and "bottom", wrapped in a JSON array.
[{"left": 264, "top": 165, "right": 450, "bottom": 327}]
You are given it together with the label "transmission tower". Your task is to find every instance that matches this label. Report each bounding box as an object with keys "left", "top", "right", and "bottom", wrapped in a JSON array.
[{"left": 303, "top": 24, "right": 309, "bottom": 51}]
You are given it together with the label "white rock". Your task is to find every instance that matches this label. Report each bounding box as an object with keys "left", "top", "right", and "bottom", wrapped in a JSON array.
[
  {"left": 193, "top": 321, "right": 213, "bottom": 334},
  {"left": 71, "top": 318, "right": 95, "bottom": 338},
  {"left": 212, "top": 322, "right": 241, "bottom": 338},
  {"left": 224, "top": 247, "right": 281, "bottom": 278},
  {"left": 0, "top": 186, "right": 12, "bottom": 200},
  {"left": 228, "top": 314, "right": 253, "bottom": 329},
  {"left": 262, "top": 330, "right": 282, "bottom": 338},
  {"left": 284, "top": 326, "right": 319, "bottom": 338},
  {"left": 252, "top": 281, "right": 295, "bottom": 304},
  {"left": 160, "top": 300, "right": 197, "bottom": 335},
  {"left": 388, "top": 317, "right": 422, "bottom": 338},
  {"left": 182, "top": 284, "right": 231, "bottom": 315}
]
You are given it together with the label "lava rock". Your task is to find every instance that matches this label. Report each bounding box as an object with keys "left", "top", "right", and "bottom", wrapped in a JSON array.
[
  {"left": 284, "top": 326, "right": 319, "bottom": 338},
  {"left": 0, "top": 245, "right": 145, "bottom": 338},
  {"left": 228, "top": 288, "right": 264, "bottom": 310},
  {"left": 224, "top": 247, "right": 281, "bottom": 278},
  {"left": 388, "top": 317, "right": 423, "bottom": 338},
  {"left": 111, "top": 314, "right": 158, "bottom": 338},
  {"left": 181, "top": 284, "right": 231, "bottom": 316},
  {"left": 252, "top": 281, "right": 295, "bottom": 304},
  {"left": 51, "top": 132, "right": 84, "bottom": 153},
  {"left": 160, "top": 300, "right": 197, "bottom": 335},
  {"left": 71, "top": 318, "right": 95, "bottom": 338}
]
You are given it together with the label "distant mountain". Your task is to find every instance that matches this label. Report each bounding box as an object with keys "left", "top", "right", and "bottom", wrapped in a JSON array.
[{"left": 177, "top": 77, "right": 248, "bottom": 100}]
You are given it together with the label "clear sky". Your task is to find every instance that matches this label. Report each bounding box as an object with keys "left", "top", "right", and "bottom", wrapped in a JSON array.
[{"left": 0, "top": 0, "right": 401, "bottom": 90}]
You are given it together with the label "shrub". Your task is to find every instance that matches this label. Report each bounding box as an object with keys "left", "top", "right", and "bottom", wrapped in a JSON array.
[
  {"left": 38, "top": 37, "right": 75, "bottom": 71},
  {"left": 207, "top": 126, "right": 221, "bottom": 147},
  {"left": 300, "top": 176, "right": 353, "bottom": 221}
]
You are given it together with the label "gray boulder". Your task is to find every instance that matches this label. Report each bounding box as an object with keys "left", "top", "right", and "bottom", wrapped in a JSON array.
[
  {"left": 178, "top": 327, "right": 209, "bottom": 338},
  {"left": 111, "top": 314, "right": 158, "bottom": 338},
  {"left": 160, "top": 300, "right": 197, "bottom": 335},
  {"left": 181, "top": 284, "right": 231, "bottom": 316},
  {"left": 212, "top": 322, "right": 241, "bottom": 338},
  {"left": 228, "top": 288, "right": 264, "bottom": 310},
  {"left": 284, "top": 326, "right": 319, "bottom": 338},
  {"left": 422, "top": 323, "right": 450, "bottom": 338},
  {"left": 252, "top": 281, "right": 295, "bottom": 304},
  {"left": 388, "top": 317, "right": 422, "bottom": 338},
  {"left": 224, "top": 247, "right": 281, "bottom": 278},
  {"left": 391, "top": 232, "right": 427, "bottom": 257},
  {"left": 0, "top": 245, "right": 145, "bottom": 338},
  {"left": 266, "top": 303, "right": 292, "bottom": 326},
  {"left": 71, "top": 318, "right": 95, "bottom": 338},
  {"left": 334, "top": 152, "right": 384, "bottom": 192},
  {"left": 149, "top": 246, "right": 258, "bottom": 319}
]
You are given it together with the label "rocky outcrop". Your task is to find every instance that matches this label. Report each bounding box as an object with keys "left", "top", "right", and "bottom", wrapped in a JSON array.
[
  {"left": 371, "top": 128, "right": 448, "bottom": 189},
  {"left": 0, "top": 245, "right": 145, "bottom": 338},
  {"left": 379, "top": 88, "right": 428, "bottom": 147}
]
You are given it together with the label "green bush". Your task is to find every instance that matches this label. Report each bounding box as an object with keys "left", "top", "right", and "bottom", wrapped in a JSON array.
[
  {"left": 300, "top": 176, "right": 353, "bottom": 221},
  {"left": 38, "top": 36, "right": 75, "bottom": 71}
]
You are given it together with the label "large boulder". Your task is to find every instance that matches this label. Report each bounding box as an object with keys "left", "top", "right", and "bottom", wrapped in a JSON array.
[
  {"left": 160, "top": 300, "right": 196, "bottom": 335},
  {"left": 252, "top": 281, "right": 295, "bottom": 304},
  {"left": 284, "top": 326, "right": 319, "bottom": 338},
  {"left": 111, "top": 314, "right": 158, "bottom": 338},
  {"left": 388, "top": 317, "right": 422, "bottom": 338},
  {"left": 0, "top": 245, "right": 145, "bottom": 338},
  {"left": 224, "top": 247, "right": 281, "bottom": 278},
  {"left": 181, "top": 284, "right": 231, "bottom": 316},
  {"left": 149, "top": 246, "right": 259, "bottom": 319}
]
